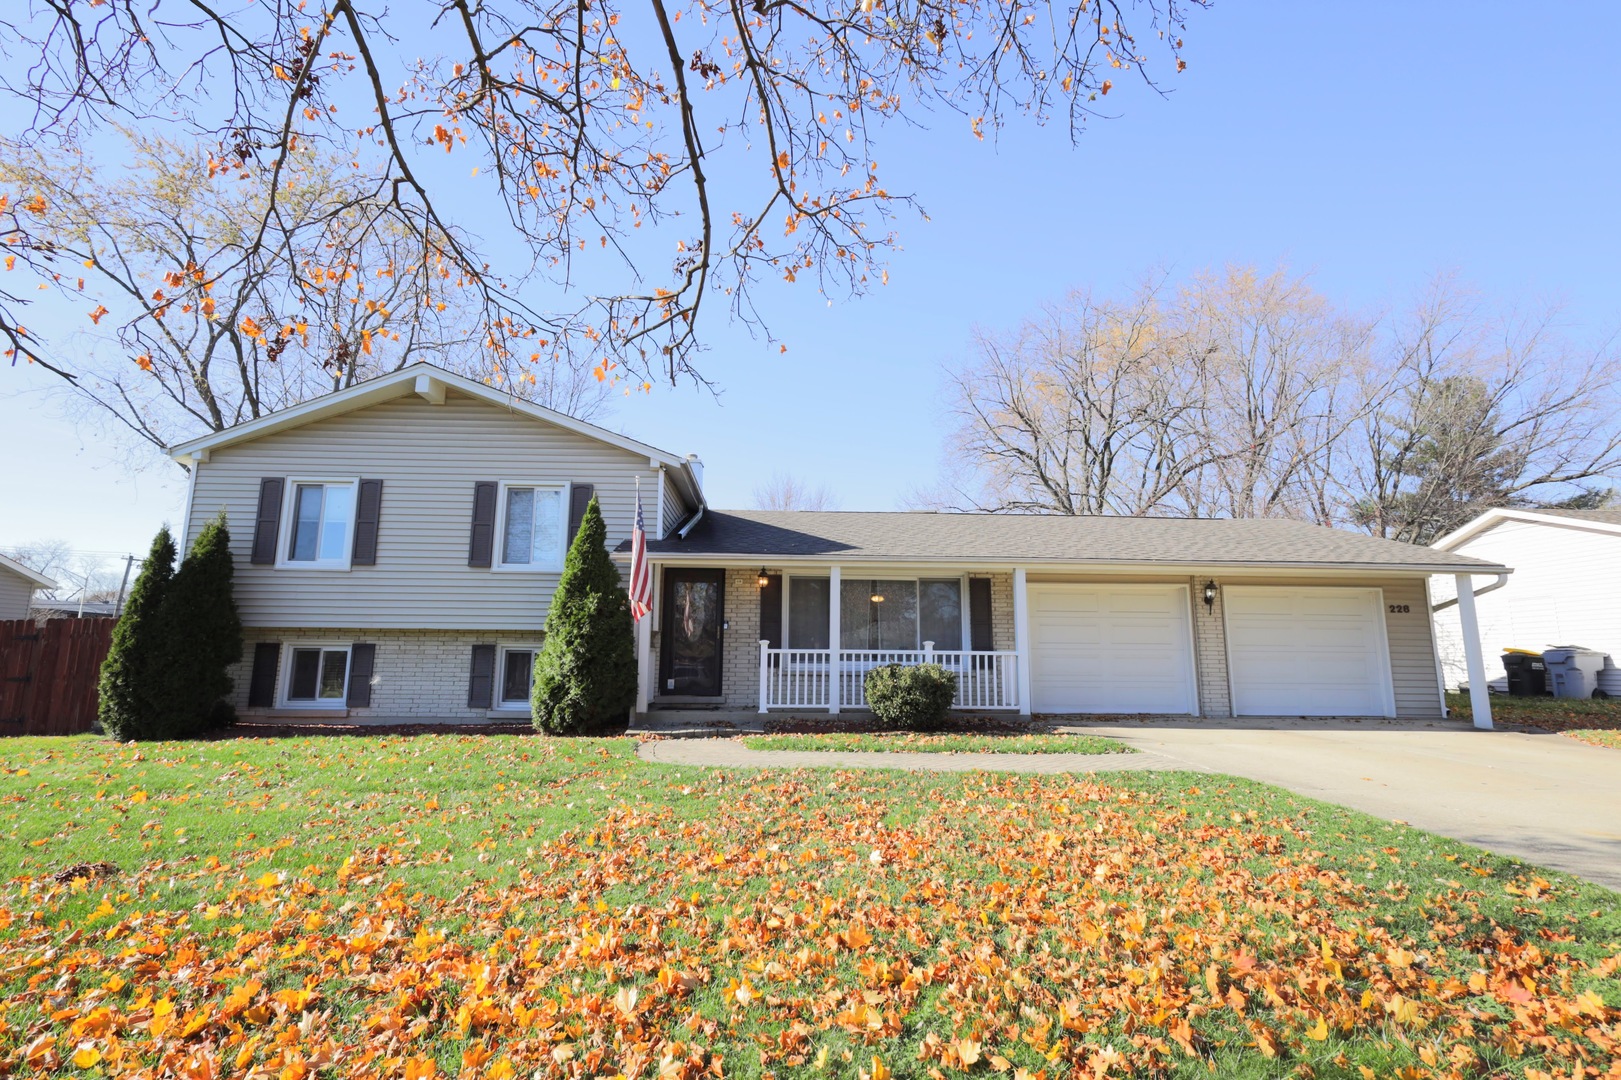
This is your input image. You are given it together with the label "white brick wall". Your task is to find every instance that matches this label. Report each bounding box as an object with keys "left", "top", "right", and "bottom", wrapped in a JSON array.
[{"left": 232, "top": 627, "right": 538, "bottom": 719}]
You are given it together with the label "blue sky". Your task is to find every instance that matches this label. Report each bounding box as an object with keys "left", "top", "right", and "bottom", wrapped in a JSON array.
[{"left": 3, "top": 2, "right": 1618, "bottom": 558}]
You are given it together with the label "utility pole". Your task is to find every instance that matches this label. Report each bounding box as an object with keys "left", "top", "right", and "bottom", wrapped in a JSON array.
[{"left": 113, "top": 554, "right": 136, "bottom": 618}]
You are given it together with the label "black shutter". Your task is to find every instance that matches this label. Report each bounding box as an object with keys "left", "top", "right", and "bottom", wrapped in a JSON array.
[
  {"left": 247, "top": 642, "right": 280, "bottom": 707},
  {"left": 347, "top": 643, "right": 376, "bottom": 707},
  {"left": 568, "top": 483, "right": 595, "bottom": 543},
  {"left": 968, "top": 577, "right": 994, "bottom": 652},
  {"left": 250, "top": 478, "right": 284, "bottom": 565},
  {"left": 351, "top": 480, "right": 383, "bottom": 565},
  {"left": 759, "top": 574, "right": 782, "bottom": 648},
  {"left": 468, "top": 643, "right": 496, "bottom": 708},
  {"left": 468, "top": 481, "right": 498, "bottom": 567}
]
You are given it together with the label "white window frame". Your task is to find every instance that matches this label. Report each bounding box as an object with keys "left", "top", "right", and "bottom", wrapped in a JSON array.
[
  {"left": 493, "top": 481, "right": 570, "bottom": 573},
  {"left": 781, "top": 572, "right": 972, "bottom": 652},
  {"left": 492, "top": 642, "right": 544, "bottom": 713},
  {"left": 276, "top": 476, "right": 360, "bottom": 571},
  {"left": 279, "top": 642, "right": 353, "bottom": 709}
]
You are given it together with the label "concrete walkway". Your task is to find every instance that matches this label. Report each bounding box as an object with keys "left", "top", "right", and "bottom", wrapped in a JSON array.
[
  {"left": 639, "top": 739, "right": 1179, "bottom": 775},
  {"left": 637, "top": 718, "right": 1621, "bottom": 891}
]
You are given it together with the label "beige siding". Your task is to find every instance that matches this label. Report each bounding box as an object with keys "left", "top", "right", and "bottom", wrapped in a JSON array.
[
  {"left": 1380, "top": 578, "right": 1443, "bottom": 719},
  {"left": 1432, "top": 518, "right": 1621, "bottom": 688},
  {"left": 0, "top": 572, "right": 35, "bottom": 620},
  {"left": 660, "top": 469, "right": 687, "bottom": 539},
  {"left": 188, "top": 390, "right": 664, "bottom": 631}
]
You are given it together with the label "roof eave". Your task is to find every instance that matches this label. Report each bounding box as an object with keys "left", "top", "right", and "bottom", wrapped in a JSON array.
[
  {"left": 613, "top": 550, "right": 1510, "bottom": 575},
  {"left": 1433, "top": 507, "right": 1621, "bottom": 550},
  {"left": 167, "top": 361, "right": 699, "bottom": 474},
  {"left": 0, "top": 553, "right": 59, "bottom": 590}
]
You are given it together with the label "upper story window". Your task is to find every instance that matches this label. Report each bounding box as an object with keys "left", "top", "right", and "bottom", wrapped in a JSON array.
[
  {"left": 283, "top": 480, "right": 356, "bottom": 568},
  {"left": 498, "top": 484, "right": 566, "bottom": 570}
]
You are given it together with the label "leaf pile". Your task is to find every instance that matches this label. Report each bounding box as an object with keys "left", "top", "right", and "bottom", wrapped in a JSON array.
[{"left": 0, "top": 736, "right": 1616, "bottom": 1079}]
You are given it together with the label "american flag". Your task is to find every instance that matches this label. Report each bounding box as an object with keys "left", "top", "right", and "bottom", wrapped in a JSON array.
[{"left": 628, "top": 484, "right": 652, "bottom": 622}]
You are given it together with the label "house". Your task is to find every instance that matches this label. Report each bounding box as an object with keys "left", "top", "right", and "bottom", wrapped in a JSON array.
[
  {"left": 29, "top": 598, "right": 119, "bottom": 620},
  {"left": 171, "top": 361, "right": 1509, "bottom": 724},
  {"left": 170, "top": 363, "right": 704, "bottom": 719},
  {"left": 1430, "top": 507, "right": 1621, "bottom": 689},
  {"left": 619, "top": 511, "right": 1505, "bottom": 722},
  {"left": 0, "top": 554, "right": 56, "bottom": 621}
]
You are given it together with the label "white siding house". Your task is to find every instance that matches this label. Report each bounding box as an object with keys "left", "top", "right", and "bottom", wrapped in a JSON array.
[
  {"left": 1430, "top": 509, "right": 1621, "bottom": 688},
  {"left": 0, "top": 554, "right": 56, "bottom": 621}
]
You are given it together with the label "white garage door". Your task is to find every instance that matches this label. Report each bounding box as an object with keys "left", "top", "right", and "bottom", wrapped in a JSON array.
[
  {"left": 1028, "top": 584, "right": 1198, "bottom": 714},
  {"left": 1224, "top": 587, "right": 1395, "bottom": 717}
]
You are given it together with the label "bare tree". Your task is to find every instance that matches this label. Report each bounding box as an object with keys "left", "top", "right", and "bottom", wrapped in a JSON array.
[
  {"left": 1349, "top": 281, "right": 1621, "bottom": 542},
  {"left": 3, "top": 540, "right": 123, "bottom": 601},
  {"left": 936, "top": 268, "right": 1621, "bottom": 537},
  {"left": 1, "top": 1, "right": 1201, "bottom": 392},
  {"left": 935, "top": 281, "right": 1209, "bottom": 515},
  {"left": 0, "top": 130, "right": 610, "bottom": 456},
  {"left": 751, "top": 472, "right": 842, "bottom": 512},
  {"left": 1171, "top": 266, "right": 1379, "bottom": 522}
]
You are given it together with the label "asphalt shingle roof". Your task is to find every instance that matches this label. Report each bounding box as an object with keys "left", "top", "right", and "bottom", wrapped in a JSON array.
[
  {"left": 1519, "top": 508, "right": 1621, "bottom": 526},
  {"left": 621, "top": 510, "right": 1507, "bottom": 572}
]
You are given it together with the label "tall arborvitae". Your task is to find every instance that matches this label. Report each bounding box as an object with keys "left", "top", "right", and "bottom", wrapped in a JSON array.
[
  {"left": 531, "top": 496, "right": 636, "bottom": 733},
  {"left": 98, "top": 527, "right": 176, "bottom": 740},
  {"left": 152, "top": 512, "right": 243, "bottom": 734}
]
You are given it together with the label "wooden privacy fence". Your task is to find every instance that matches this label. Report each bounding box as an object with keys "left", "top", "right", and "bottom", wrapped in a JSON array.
[{"left": 0, "top": 618, "right": 114, "bottom": 736}]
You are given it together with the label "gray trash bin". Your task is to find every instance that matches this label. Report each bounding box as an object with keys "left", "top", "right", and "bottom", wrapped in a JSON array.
[{"left": 1541, "top": 646, "right": 1609, "bottom": 699}]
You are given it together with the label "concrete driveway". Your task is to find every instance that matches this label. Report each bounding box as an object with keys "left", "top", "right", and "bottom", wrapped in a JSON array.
[{"left": 1055, "top": 717, "right": 1621, "bottom": 891}]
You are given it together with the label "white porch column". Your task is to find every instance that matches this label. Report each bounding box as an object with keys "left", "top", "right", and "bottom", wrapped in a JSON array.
[
  {"left": 758, "top": 640, "right": 770, "bottom": 713},
  {"left": 1013, "top": 567, "right": 1032, "bottom": 716},
  {"left": 1454, "top": 573, "right": 1493, "bottom": 731},
  {"left": 829, "top": 565, "right": 842, "bottom": 714},
  {"left": 634, "top": 605, "right": 653, "bottom": 714}
]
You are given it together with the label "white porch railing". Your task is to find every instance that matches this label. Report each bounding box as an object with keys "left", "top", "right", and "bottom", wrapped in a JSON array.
[{"left": 758, "top": 642, "right": 1020, "bottom": 711}]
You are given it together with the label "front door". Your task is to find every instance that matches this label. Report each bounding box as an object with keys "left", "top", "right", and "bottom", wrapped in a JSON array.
[{"left": 659, "top": 569, "right": 725, "bottom": 697}]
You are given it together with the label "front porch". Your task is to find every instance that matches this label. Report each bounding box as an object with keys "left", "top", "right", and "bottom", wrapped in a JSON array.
[{"left": 758, "top": 645, "right": 1021, "bottom": 711}]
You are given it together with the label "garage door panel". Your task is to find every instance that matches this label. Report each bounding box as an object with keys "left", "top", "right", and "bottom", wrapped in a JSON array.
[
  {"left": 1225, "top": 587, "right": 1394, "bottom": 717},
  {"left": 1029, "top": 585, "right": 1197, "bottom": 714}
]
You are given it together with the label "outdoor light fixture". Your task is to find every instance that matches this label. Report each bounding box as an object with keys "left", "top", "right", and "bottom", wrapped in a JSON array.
[
  {"left": 870, "top": 592, "right": 885, "bottom": 603},
  {"left": 1203, "top": 581, "right": 1218, "bottom": 612},
  {"left": 757, "top": 568, "right": 770, "bottom": 588}
]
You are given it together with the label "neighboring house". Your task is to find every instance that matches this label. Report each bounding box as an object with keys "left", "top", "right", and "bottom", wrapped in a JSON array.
[
  {"left": 172, "top": 361, "right": 1508, "bottom": 722},
  {"left": 619, "top": 512, "right": 1505, "bottom": 720},
  {"left": 1430, "top": 508, "right": 1621, "bottom": 689},
  {"left": 29, "top": 598, "right": 118, "bottom": 620},
  {"left": 0, "top": 554, "right": 56, "bottom": 621}
]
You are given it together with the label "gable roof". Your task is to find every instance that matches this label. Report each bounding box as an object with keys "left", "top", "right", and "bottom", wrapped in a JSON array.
[
  {"left": 618, "top": 510, "right": 1508, "bottom": 573},
  {"left": 0, "top": 552, "right": 58, "bottom": 591},
  {"left": 1431, "top": 507, "right": 1621, "bottom": 551},
  {"left": 167, "top": 362, "right": 705, "bottom": 507}
]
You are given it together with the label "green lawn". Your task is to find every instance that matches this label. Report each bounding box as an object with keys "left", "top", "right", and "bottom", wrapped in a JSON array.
[
  {"left": 1448, "top": 690, "right": 1621, "bottom": 749},
  {"left": 741, "top": 732, "right": 1133, "bottom": 755},
  {"left": 0, "top": 733, "right": 1616, "bottom": 1078}
]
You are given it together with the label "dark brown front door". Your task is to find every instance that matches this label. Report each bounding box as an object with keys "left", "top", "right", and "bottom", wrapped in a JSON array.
[{"left": 659, "top": 569, "right": 725, "bottom": 697}]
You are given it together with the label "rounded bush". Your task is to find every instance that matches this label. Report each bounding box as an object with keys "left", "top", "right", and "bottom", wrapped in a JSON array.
[{"left": 863, "top": 663, "right": 958, "bottom": 732}]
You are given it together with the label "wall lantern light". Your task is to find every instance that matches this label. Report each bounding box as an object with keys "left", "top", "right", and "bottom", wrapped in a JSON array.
[
  {"left": 1202, "top": 580, "right": 1218, "bottom": 612},
  {"left": 757, "top": 568, "right": 771, "bottom": 588}
]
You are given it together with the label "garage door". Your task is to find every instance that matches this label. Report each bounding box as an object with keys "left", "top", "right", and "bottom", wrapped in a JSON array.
[
  {"left": 1028, "top": 584, "right": 1198, "bottom": 714},
  {"left": 1224, "top": 587, "right": 1395, "bottom": 717}
]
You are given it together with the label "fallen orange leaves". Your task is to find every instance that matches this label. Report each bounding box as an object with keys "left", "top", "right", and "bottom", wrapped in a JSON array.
[{"left": 0, "top": 744, "right": 1615, "bottom": 1079}]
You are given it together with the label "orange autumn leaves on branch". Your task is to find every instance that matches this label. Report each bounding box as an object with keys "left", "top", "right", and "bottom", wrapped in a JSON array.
[{"left": 3, "top": 0, "right": 1200, "bottom": 399}]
